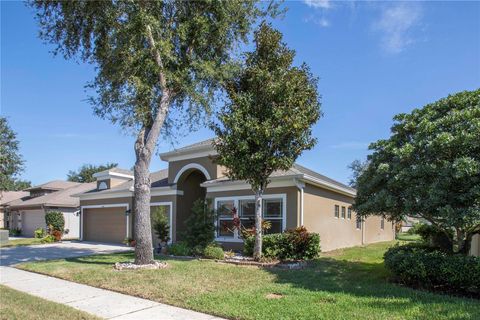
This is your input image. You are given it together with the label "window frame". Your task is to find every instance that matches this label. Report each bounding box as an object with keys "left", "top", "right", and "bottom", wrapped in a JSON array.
[
  {"left": 334, "top": 205, "right": 339, "bottom": 218},
  {"left": 214, "top": 194, "right": 287, "bottom": 242},
  {"left": 347, "top": 207, "right": 352, "bottom": 220},
  {"left": 356, "top": 214, "right": 362, "bottom": 230},
  {"left": 381, "top": 217, "right": 385, "bottom": 230},
  {"left": 341, "top": 206, "right": 346, "bottom": 219}
]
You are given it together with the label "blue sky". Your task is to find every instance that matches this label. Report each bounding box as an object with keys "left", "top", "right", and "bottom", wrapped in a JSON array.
[{"left": 1, "top": 1, "right": 479, "bottom": 186}]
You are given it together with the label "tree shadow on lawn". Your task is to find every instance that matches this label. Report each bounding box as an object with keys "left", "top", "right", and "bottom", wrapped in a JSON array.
[
  {"left": 64, "top": 252, "right": 132, "bottom": 265},
  {"left": 265, "top": 258, "right": 480, "bottom": 316}
]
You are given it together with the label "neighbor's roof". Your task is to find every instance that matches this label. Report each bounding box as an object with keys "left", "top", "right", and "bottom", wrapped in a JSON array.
[
  {"left": 7, "top": 182, "right": 96, "bottom": 208},
  {"left": 0, "top": 191, "right": 29, "bottom": 206},
  {"left": 77, "top": 169, "right": 169, "bottom": 196},
  {"left": 24, "top": 180, "right": 80, "bottom": 191}
]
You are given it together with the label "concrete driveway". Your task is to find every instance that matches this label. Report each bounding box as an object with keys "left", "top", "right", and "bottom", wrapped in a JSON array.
[{"left": 0, "top": 241, "right": 132, "bottom": 266}]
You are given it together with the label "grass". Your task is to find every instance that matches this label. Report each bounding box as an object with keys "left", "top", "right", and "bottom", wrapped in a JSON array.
[
  {"left": 0, "top": 237, "right": 45, "bottom": 248},
  {"left": 396, "top": 232, "right": 422, "bottom": 242},
  {"left": 0, "top": 285, "right": 100, "bottom": 320},
  {"left": 18, "top": 241, "right": 479, "bottom": 320}
]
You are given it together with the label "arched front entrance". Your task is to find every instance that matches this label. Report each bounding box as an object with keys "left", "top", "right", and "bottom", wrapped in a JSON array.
[{"left": 175, "top": 168, "right": 208, "bottom": 240}]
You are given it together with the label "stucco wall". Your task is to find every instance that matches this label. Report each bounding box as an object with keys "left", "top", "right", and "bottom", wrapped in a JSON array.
[
  {"left": 363, "top": 215, "right": 395, "bottom": 244},
  {"left": 470, "top": 234, "right": 480, "bottom": 257},
  {"left": 303, "top": 183, "right": 361, "bottom": 251}
]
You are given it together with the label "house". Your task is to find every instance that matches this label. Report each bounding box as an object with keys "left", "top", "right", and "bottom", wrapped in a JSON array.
[
  {"left": 5, "top": 181, "right": 95, "bottom": 238},
  {"left": 75, "top": 139, "right": 394, "bottom": 251},
  {"left": 0, "top": 191, "right": 29, "bottom": 229}
]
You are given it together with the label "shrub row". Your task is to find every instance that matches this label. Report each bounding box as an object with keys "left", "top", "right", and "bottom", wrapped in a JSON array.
[
  {"left": 384, "top": 244, "right": 480, "bottom": 296},
  {"left": 168, "top": 241, "right": 225, "bottom": 260},
  {"left": 244, "top": 227, "right": 320, "bottom": 260}
]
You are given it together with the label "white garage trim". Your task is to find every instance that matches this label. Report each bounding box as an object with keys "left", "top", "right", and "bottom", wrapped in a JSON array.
[
  {"left": 173, "top": 163, "right": 211, "bottom": 183},
  {"left": 150, "top": 202, "right": 173, "bottom": 244},
  {"left": 80, "top": 203, "right": 129, "bottom": 241}
]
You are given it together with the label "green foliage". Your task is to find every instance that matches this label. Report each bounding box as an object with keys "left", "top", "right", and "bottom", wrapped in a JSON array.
[
  {"left": 244, "top": 227, "right": 320, "bottom": 260},
  {"left": 45, "top": 211, "right": 65, "bottom": 232},
  {"left": 8, "top": 228, "right": 22, "bottom": 236},
  {"left": 182, "top": 199, "right": 215, "bottom": 249},
  {"left": 151, "top": 206, "right": 170, "bottom": 243},
  {"left": 212, "top": 24, "right": 322, "bottom": 191},
  {"left": 416, "top": 223, "right": 453, "bottom": 252},
  {"left": 348, "top": 159, "right": 368, "bottom": 188},
  {"left": 0, "top": 117, "right": 31, "bottom": 191},
  {"left": 406, "top": 222, "right": 422, "bottom": 235},
  {"left": 67, "top": 163, "right": 117, "bottom": 183},
  {"left": 34, "top": 228, "right": 46, "bottom": 239},
  {"left": 40, "top": 235, "right": 55, "bottom": 244},
  {"left": 168, "top": 242, "right": 191, "bottom": 257},
  {"left": 384, "top": 244, "right": 480, "bottom": 296},
  {"left": 203, "top": 243, "right": 225, "bottom": 260},
  {"left": 354, "top": 89, "right": 480, "bottom": 253}
]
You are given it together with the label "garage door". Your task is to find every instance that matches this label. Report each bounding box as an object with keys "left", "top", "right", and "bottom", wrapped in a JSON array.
[
  {"left": 22, "top": 210, "right": 46, "bottom": 237},
  {"left": 83, "top": 207, "right": 126, "bottom": 243}
]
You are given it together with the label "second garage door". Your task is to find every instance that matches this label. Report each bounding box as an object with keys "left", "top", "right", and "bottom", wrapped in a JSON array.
[{"left": 83, "top": 207, "right": 126, "bottom": 243}]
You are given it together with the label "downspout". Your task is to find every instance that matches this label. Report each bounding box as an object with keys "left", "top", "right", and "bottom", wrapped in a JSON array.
[{"left": 294, "top": 179, "right": 305, "bottom": 227}]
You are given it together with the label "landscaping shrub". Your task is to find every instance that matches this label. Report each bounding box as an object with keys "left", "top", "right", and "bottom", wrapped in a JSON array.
[
  {"left": 34, "top": 228, "right": 46, "bottom": 239},
  {"left": 182, "top": 199, "right": 215, "bottom": 249},
  {"left": 45, "top": 211, "right": 65, "bottom": 232},
  {"left": 9, "top": 228, "right": 21, "bottom": 236},
  {"left": 40, "top": 235, "right": 55, "bottom": 243},
  {"left": 416, "top": 223, "right": 453, "bottom": 252},
  {"left": 244, "top": 227, "right": 320, "bottom": 260},
  {"left": 384, "top": 244, "right": 480, "bottom": 296},
  {"left": 169, "top": 242, "right": 191, "bottom": 256},
  {"left": 151, "top": 207, "right": 170, "bottom": 244},
  {"left": 406, "top": 222, "right": 422, "bottom": 235},
  {"left": 203, "top": 243, "right": 225, "bottom": 260}
]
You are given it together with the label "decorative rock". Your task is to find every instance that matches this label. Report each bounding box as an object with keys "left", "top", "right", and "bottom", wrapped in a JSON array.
[{"left": 114, "top": 261, "right": 168, "bottom": 271}]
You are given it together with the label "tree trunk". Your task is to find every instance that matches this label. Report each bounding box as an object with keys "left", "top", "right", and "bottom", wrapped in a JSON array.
[
  {"left": 253, "top": 188, "right": 264, "bottom": 261},
  {"left": 133, "top": 145, "right": 154, "bottom": 264}
]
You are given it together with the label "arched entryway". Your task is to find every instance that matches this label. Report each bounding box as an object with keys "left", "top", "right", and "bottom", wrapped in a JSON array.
[{"left": 175, "top": 167, "right": 208, "bottom": 240}]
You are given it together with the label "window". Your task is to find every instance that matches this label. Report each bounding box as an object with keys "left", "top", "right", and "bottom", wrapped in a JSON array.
[
  {"left": 334, "top": 205, "right": 339, "bottom": 218},
  {"left": 217, "top": 200, "right": 235, "bottom": 237},
  {"left": 381, "top": 217, "right": 385, "bottom": 230},
  {"left": 215, "top": 195, "right": 285, "bottom": 240},
  {"left": 341, "top": 206, "right": 346, "bottom": 219},
  {"left": 347, "top": 207, "right": 352, "bottom": 219},
  {"left": 356, "top": 214, "right": 362, "bottom": 229}
]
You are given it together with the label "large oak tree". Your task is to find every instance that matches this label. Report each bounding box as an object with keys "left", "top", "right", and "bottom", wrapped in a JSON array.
[
  {"left": 354, "top": 89, "right": 480, "bottom": 254},
  {"left": 31, "top": 0, "right": 275, "bottom": 264},
  {"left": 213, "top": 24, "right": 321, "bottom": 260}
]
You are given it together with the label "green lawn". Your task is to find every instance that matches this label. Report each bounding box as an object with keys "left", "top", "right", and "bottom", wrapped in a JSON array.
[
  {"left": 0, "top": 285, "right": 100, "bottom": 320},
  {"left": 396, "top": 232, "right": 422, "bottom": 242},
  {"left": 18, "top": 241, "right": 479, "bottom": 320},
  {"left": 0, "top": 238, "right": 45, "bottom": 248}
]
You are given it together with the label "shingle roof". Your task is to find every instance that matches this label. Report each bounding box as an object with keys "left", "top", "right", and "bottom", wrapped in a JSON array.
[
  {"left": 0, "top": 191, "right": 29, "bottom": 206},
  {"left": 25, "top": 180, "right": 80, "bottom": 191},
  {"left": 79, "top": 169, "right": 169, "bottom": 196},
  {"left": 7, "top": 182, "right": 96, "bottom": 208},
  {"left": 292, "top": 163, "right": 356, "bottom": 193}
]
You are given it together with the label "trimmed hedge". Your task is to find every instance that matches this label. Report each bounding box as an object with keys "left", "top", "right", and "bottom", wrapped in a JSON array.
[
  {"left": 45, "top": 211, "right": 65, "bottom": 232},
  {"left": 203, "top": 243, "right": 225, "bottom": 260},
  {"left": 384, "top": 244, "right": 480, "bottom": 296},
  {"left": 244, "top": 227, "right": 320, "bottom": 260}
]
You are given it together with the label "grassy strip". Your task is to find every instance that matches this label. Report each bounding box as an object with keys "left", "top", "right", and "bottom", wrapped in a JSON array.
[
  {"left": 0, "top": 238, "right": 45, "bottom": 248},
  {"left": 18, "top": 241, "right": 480, "bottom": 320},
  {"left": 0, "top": 285, "right": 100, "bottom": 320}
]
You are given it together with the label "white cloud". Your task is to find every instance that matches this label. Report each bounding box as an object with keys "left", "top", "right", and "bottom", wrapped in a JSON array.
[
  {"left": 373, "top": 2, "right": 423, "bottom": 54},
  {"left": 304, "top": 15, "right": 330, "bottom": 28},
  {"left": 303, "top": 0, "right": 331, "bottom": 10}
]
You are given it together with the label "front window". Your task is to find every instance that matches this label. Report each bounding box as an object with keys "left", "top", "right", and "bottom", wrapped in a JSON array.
[
  {"left": 341, "top": 206, "right": 346, "bottom": 219},
  {"left": 215, "top": 196, "right": 285, "bottom": 240}
]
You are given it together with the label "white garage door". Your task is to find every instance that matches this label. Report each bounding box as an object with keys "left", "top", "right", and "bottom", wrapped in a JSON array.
[{"left": 22, "top": 210, "right": 46, "bottom": 237}]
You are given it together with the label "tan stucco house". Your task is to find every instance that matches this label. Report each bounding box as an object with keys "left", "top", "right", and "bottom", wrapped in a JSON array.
[
  {"left": 4, "top": 181, "right": 94, "bottom": 239},
  {"left": 75, "top": 139, "right": 394, "bottom": 251},
  {"left": 0, "top": 191, "right": 29, "bottom": 229}
]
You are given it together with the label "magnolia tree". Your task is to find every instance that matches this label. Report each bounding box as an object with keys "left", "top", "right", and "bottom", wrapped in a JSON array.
[
  {"left": 31, "top": 0, "right": 275, "bottom": 264},
  {"left": 354, "top": 89, "right": 480, "bottom": 254},
  {"left": 213, "top": 24, "right": 321, "bottom": 260}
]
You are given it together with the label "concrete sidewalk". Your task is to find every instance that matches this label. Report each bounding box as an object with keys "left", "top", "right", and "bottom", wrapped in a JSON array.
[{"left": 0, "top": 267, "right": 224, "bottom": 320}]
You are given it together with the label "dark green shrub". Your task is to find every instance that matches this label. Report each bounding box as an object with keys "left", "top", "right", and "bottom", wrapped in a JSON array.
[
  {"left": 416, "top": 223, "right": 453, "bottom": 252},
  {"left": 151, "top": 207, "right": 170, "bottom": 243},
  {"left": 169, "top": 242, "right": 191, "bottom": 256},
  {"left": 406, "top": 222, "right": 422, "bottom": 235},
  {"left": 45, "top": 211, "right": 65, "bottom": 232},
  {"left": 40, "top": 235, "right": 55, "bottom": 243},
  {"left": 203, "top": 243, "right": 225, "bottom": 260},
  {"left": 384, "top": 244, "right": 480, "bottom": 296},
  {"left": 9, "top": 228, "right": 22, "bottom": 236},
  {"left": 182, "top": 199, "right": 215, "bottom": 249},
  {"left": 244, "top": 227, "right": 320, "bottom": 260}
]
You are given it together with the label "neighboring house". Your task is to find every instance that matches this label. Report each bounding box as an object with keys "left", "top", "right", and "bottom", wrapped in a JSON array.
[
  {"left": 75, "top": 139, "right": 394, "bottom": 251},
  {"left": 400, "top": 216, "right": 421, "bottom": 232},
  {"left": 0, "top": 191, "right": 29, "bottom": 229},
  {"left": 5, "top": 181, "right": 95, "bottom": 239}
]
